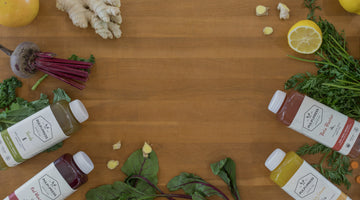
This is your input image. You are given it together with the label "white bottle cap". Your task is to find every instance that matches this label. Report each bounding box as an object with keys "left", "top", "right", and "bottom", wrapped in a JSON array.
[
  {"left": 73, "top": 151, "right": 94, "bottom": 174},
  {"left": 265, "top": 148, "right": 286, "bottom": 171},
  {"left": 69, "top": 100, "right": 89, "bottom": 123},
  {"left": 268, "top": 90, "right": 286, "bottom": 114}
]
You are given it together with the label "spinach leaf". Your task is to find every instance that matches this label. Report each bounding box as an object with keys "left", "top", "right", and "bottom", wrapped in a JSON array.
[
  {"left": 122, "top": 150, "right": 159, "bottom": 196},
  {"left": 0, "top": 76, "right": 22, "bottom": 109},
  {"left": 211, "top": 158, "right": 241, "bottom": 200},
  {"left": 167, "top": 172, "right": 229, "bottom": 200}
]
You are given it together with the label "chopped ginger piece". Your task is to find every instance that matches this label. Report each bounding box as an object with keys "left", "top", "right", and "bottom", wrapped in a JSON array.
[
  {"left": 107, "top": 160, "right": 119, "bottom": 170},
  {"left": 112, "top": 141, "right": 121, "bottom": 150},
  {"left": 277, "top": 3, "right": 290, "bottom": 20},
  {"left": 142, "top": 142, "right": 152, "bottom": 158},
  {"left": 256, "top": 5, "right": 269, "bottom": 16},
  {"left": 263, "top": 27, "right": 273, "bottom": 35}
]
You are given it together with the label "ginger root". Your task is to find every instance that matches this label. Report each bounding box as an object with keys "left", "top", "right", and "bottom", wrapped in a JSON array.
[
  {"left": 56, "top": 0, "right": 122, "bottom": 39},
  {"left": 277, "top": 3, "right": 290, "bottom": 20}
]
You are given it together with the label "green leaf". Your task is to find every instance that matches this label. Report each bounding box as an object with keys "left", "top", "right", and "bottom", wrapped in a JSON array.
[
  {"left": 121, "top": 150, "right": 159, "bottom": 196},
  {"left": 211, "top": 158, "right": 241, "bottom": 200},
  {"left": 53, "top": 88, "right": 71, "bottom": 103},
  {"left": 86, "top": 181, "right": 147, "bottom": 200},
  {"left": 0, "top": 76, "right": 22, "bottom": 109},
  {"left": 68, "top": 54, "right": 96, "bottom": 64},
  {"left": 167, "top": 172, "right": 228, "bottom": 200}
]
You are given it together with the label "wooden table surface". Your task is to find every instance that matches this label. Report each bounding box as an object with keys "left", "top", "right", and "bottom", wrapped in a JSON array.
[{"left": 0, "top": 0, "right": 360, "bottom": 199}]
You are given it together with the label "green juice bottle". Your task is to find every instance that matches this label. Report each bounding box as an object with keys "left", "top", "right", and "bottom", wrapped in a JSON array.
[{"left": 0, "top": 100, "right": 88, "bottom": 170}]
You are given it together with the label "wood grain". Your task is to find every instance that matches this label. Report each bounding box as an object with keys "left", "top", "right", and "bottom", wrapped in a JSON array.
[{"left": 0, "top": 0, "right": 359, "bottom": 199}]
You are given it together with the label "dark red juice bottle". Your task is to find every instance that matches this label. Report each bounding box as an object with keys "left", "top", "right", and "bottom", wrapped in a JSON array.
[
  {"left": 268, "top": 90, "right": 360, "bottom": 158},
  {"left": 4, "top": 151, "right": 94, "bottom": 200}
]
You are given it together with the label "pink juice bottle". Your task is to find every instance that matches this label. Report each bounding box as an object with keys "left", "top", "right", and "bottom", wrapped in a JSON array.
[
  {"left": 268, "top": 90, "right": 360, "bottom": 158},
  {"left": 4, "top": 151, "right": 94, "bottom": 200}
]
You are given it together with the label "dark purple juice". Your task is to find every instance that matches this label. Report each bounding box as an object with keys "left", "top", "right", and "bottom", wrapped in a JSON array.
[{"left": 54, "top": 153, "right": 88, "bottom": 189}]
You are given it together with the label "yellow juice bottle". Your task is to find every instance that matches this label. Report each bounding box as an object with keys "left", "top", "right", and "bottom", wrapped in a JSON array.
[{"left": 265, "top": 148, "right": 351, "bottom": 200}]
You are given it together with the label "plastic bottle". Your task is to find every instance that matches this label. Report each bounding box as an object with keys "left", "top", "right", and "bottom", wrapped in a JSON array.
[
  {"left": 268, "top": 90, "right": 360, "bottom": 158},
  {"left": 3, "top": 151, "right": 94, "bottom": 200},
  {"left": 0, "top": 100, "right": 89, "bottom": 170},
  {"left": 265, "top": 148, "right": 351, "bottom": 200}
]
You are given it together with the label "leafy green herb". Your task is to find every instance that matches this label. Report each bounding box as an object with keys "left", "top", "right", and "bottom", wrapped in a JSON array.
[
  {"left": 297, "top": 143, "right": 352, "bottom": 189},
  {"left": 86, "top": 147, "right": 241, "bottom": 200},
  {"left": 286, "top": 0, "right": 355, "bottom": 189},
  {"left": 0, "top": 76, "right": 22, "bottom": 109},
  {"left": 304, "top": 0, "right": 321, "bottom": 20},
  {"left": 211, "top": 158, "right": 241, "bottom": 200}
]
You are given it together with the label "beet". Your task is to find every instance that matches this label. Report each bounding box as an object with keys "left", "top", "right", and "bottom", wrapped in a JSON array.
[{"left": 0, "top": 42, "right": 93, "bottom": 90}]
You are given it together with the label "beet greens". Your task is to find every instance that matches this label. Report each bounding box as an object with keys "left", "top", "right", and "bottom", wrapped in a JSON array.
[{"left": 86, "top": 148, "right": 241, "bottom": 200}]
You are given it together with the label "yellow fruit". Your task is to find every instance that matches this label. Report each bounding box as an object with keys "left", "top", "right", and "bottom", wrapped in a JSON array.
[
  {"left": 0, "top": 0, "right": 39, "bottom": 27},
  {"left": 339, "top": 0, "right": 360, "bottom": 15},
  {"left": 287, "top": 20, "right": 322, "bottom": 54}
]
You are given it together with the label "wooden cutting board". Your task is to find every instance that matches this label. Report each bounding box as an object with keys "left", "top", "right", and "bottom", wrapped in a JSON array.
[{"left": 0, "top": 0, "right": 359, "bottom": 199}]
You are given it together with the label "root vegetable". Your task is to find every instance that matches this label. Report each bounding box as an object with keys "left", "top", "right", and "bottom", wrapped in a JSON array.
[
  {"left": 56, "top": 0, "right": 122, "bottom": 39},
  {"left": 277, "top": 3, "right": 290, "bottom": 20},
  {"left": 0, "top": 42, "right": 93, "bottom": 90}
]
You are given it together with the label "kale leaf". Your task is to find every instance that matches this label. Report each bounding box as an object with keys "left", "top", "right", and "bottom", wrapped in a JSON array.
[{"left": 0, "top": 76, "right": 22, "bottom": 109}]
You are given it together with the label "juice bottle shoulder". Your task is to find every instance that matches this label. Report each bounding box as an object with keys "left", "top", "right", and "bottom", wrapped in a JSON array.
[
  {"left": 276, "top": 90, "right": 305, "bottom": 126},
  {"left": 50, "top": 100, "right": 81, "bottom": 136},
  {"left": 54, "top": 153, "right": 88, "bottom": 190},
  {"left": 270, "top": 151, "right": 303, "bottom": 187}
]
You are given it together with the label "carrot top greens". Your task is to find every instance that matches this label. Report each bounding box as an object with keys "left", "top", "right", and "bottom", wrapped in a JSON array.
[{"left": 286, "top": 0, "right": 358, "bottom": 189}]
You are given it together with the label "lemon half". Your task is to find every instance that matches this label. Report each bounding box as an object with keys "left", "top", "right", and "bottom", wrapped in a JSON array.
[{"left": 287, "top": 20, "right": 322, "bottom": 54}]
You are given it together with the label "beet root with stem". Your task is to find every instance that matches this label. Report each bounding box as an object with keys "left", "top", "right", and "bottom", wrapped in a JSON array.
[{"left": 0, "top": 42, "right": 93, "bottom": 90}]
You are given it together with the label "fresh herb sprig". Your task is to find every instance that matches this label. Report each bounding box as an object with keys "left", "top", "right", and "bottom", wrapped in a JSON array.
[
  {"left": 286, "top": 0, "right": 356, "bottom": 189},
  {"left": 297, "top": 144, "right": 352, "bottom": 189},
  {"left": 304, "top": 0, "right": 321, "bottom": 20}
]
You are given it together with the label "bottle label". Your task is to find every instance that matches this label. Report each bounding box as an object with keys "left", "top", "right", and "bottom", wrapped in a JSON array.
[
  {"left": 4, "top": 163, "right": 75, "bottom": 200},
  {"left": 282, "top": 161, "right": 351, "bottom": 200},
  {"left": 289, "top": 96, "right": 360, "bottom": 155},
  {"left": 0, "top": 106, "right": 68, "bottom": 167}
]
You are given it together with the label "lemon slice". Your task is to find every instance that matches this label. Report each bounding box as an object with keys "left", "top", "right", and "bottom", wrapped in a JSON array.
[{"left": 287, "top": 20, "right": 322, "bottom": 54}]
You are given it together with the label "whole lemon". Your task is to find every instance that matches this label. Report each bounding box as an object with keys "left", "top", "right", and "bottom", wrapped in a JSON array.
[
  {"left": 339, "top": 0, "right": 360, "bottom": 15},
  {"left": 0, "top": 0, "right": 39, "bottom": 27}
]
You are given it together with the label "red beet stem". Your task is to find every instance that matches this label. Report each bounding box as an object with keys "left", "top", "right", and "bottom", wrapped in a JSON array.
[
  {"left": 37, "top": 65, "right": 88, "bottom": 82},
  {"left": 35, "top": 61, "right": 89, "bottom": 77},
  {"left": 37, "top": 68, "right": 85, "bottom": 90},
  {"left": 36, "top": 52, "right": 56, "bottom": 58},
  {"left": 36, "top": 57, "right": 93, "bottom": 66}
]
